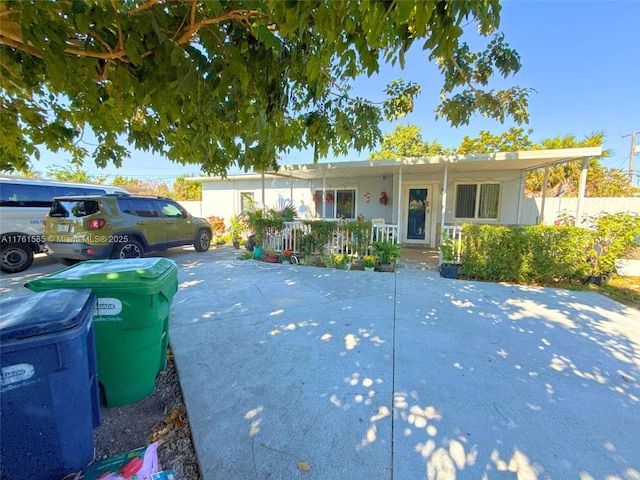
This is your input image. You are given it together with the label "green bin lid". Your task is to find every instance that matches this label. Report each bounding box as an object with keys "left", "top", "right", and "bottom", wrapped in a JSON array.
[
  {"left": 0, "top": 289, "right": 95, "bottom": 342},
  {"left": 26, "top": 258, "right": 177, "bottom": 294}
]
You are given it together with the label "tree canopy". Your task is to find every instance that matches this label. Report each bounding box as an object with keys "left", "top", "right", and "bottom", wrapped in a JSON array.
[
  {"left": 369, "top": 125, "right": 637, "bottom": 197},
  {"left": 172, "top": 174, "right": 202, "bottom": 201},
  {"left": 456, "top": 129, "right": 637, "bottom": 197},
  {"left": 457, "top": 127, "right": 534, "bottom": 154},
  {"left": 368, "top": 124, "right": 452, "bottom": 159},
  {"left": 45, "top": 163, "right": 105, "bottom": 184},
  {"left": 1, "top": 0, "right": 532, "bottom": 175}
]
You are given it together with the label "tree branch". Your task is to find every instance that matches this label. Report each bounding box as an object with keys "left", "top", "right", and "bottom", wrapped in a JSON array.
[
  {"left": 190, "top": 0, "right": 197, "bottom": 27},
  {"left": 176, "top": 9, "right": 270, "bottom": 44},
  {"left": 0, "top": 59, "right": 21, "bottom": 81},
  {"left": 110, "top": 0, "right": 125, "bottom": 53},
  {"left": 0, "top": 4, "right": 270, "bottom": 66},
  {"left": 0, "top": 35, "right": 43, "bottom": 59},
  {"left": 129, "top": 0, "right": 158, "bottom": 16},
  {"left": 448, "top": 54, "right": 478, "bottom": 94}
]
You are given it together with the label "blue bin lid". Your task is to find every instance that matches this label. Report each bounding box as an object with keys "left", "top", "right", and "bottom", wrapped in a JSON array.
[{"left": 0, "top": 289, "right": 94, "bottom": 342}]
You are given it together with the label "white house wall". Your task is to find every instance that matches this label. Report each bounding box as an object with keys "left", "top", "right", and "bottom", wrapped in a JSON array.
[
  {"left": 441, "top": 168, "right": 524, "bottom": 225},
  {"left": 198, "top": 168, "right": 526, "bottom": 227},
  {"left": 200, "top": 175, "right": 398, "bottom": 223}
]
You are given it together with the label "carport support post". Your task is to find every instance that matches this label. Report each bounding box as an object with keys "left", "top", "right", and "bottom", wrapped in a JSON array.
[
  {"left": 576, "top": 158, "right": 588, "bottom": 226},
  {"left": 396, "top": 167, "right": 403, "bottom": 241},
  {"left": 516, "top": 169, "right": 526, "bottom": 225},
  {"left": 261, "top": 171, "right": 266, "bottom": 212},
  {"left": 539, "top": 165, "right": 550, "bottom": 225},
  {"left": 440, "top": 163, "right": 448, "bottom": 240},
  {"left": 322, "top": 169, "right": 327, "bottom": 220}
]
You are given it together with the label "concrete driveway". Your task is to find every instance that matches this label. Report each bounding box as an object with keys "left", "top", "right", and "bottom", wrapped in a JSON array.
[{"left": 2, "top": 247, "right": 639, "bottom": 479}]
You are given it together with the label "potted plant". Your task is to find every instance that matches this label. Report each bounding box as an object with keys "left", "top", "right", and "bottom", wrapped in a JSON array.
[
  {"left": 263, "top": 246, "right": 279, "bottom": 263},
  {"left": 280, "top": 249, "right": 293, "bottom": 264},
  {"left": 229, "top": 214, "right": 247, "bottom": 249},
  {"left": 373, "top": 241, "right": 401, "bottom": 272},
  {"left": 362, "top": 255, "right": 376, "bottom": 272},
  {"left": 326, "top": 252, "right": 351, "bottom": 270},
  {"left": 439, "top": 232, "right": 460, "bottom": 279}
]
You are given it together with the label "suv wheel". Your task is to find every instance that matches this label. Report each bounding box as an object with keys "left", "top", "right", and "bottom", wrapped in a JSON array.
[
  {"left": 0, "top": 243, "right": 34, "bottom": 273},
  {"left": 113, "top": 239, "right": 144, "bottom": 259},
  {"left": 194, "top": 229, "right": 211, "bottom": 252}
]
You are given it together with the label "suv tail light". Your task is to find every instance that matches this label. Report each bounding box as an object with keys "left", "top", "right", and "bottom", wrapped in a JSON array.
[{"left": 89, "top": 218, "right": 105, "bottom": 230}]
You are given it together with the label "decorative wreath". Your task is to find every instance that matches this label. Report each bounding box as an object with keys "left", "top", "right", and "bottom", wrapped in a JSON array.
[{"left": 379, "top": 191, "right": 388, "bottom": 206}]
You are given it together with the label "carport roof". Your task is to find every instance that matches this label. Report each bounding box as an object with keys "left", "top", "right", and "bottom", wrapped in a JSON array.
[{"left": 193, "top": 147, "right": 602, "bottom": 182}]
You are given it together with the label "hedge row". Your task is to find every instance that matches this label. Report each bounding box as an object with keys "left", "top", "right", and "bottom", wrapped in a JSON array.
[{"left": 461, "top": 224, "right": 592, "bottom": 283}]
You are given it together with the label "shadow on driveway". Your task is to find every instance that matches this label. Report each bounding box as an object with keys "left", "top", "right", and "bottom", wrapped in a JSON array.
[{"left": 167, "top": 246, "right": 640, "bottom": 480}]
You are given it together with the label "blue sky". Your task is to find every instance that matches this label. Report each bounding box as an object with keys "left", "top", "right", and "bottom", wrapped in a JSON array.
[{"left": 31, "top": 0, "right": 640, "bottom": 185}]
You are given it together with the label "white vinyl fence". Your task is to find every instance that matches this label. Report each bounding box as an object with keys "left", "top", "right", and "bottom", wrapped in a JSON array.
[{"left": 519, "top": 197, "right": 640, "bottom": 225}]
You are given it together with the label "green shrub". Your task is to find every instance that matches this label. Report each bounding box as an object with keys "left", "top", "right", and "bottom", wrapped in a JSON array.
[
  {"left": 461, "top": 224, "right": 591, "bottom": 283},
  {"left": 302, "top": 220, "right": 337, "bottom": 254},
  {"left": 373, "top": 240, "right": 402, "bottom": 265},
  {"left": 207, "top": 215, "right": 226, "bottom": 237},
  {"left": 587, "top": 213, "right": 640, "bottom": 275},
  {"left": 462, "top": 225, "right": 526, "bottom": 281},
  {"left": 524, "top": 226, "right": 591, "bottom": 282},
  {"left": 345, "top": 220, "right": 373, "bottom": 257}
]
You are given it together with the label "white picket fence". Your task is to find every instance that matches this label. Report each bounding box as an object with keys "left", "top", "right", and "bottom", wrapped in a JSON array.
[{"left": 262, "top": 221, "right": 399, "bottom": 256}]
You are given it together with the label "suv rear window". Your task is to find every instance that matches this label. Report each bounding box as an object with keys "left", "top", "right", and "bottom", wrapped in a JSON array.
[
  {"left": 118, "top": 197, "right": 160, "bottom": 217},
  {"left": 50, "top": 199, "right": 100, "bottom": 218}
]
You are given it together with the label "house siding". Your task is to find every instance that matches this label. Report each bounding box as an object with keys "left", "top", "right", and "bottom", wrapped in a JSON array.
[
  {"left": 199, "top": 175, "right": 399, "bottom": 223},
  {"left": 191, "top": 169, "right": 638, "bottom": 235},
  {"left": 196, "top": 169, "right": 525, "bottom": 231}
]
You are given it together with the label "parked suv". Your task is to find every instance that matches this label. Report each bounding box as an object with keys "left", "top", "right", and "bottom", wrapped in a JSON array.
[{"left": 44, "top": 194, "right": 212, "bottom": 261}]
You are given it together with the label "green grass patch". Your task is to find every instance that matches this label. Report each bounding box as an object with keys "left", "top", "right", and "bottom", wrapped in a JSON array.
[{"left": 538, "top": 275, "right": 640, "bottom": 310}]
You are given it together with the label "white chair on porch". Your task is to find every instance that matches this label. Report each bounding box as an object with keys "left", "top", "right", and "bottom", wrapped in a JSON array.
[{"left": 371, "top": 218, "right": 389, "bottom": 244}]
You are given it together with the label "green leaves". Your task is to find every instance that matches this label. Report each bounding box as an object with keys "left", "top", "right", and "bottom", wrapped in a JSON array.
[
  {"left": 368, "top": 124, "right": 451, "bottom": 160},
  {"left": 457, "top": 127, "right": 534, "bottom": 154},
  {"left": 1, "top": 0, "right": 530, "bottom": 174},
  {"left": 383, "top": 79, "right": 421, "bottom": 122},
  {"left": 461, "top": 224, "right": 592, "bottom": 283}
]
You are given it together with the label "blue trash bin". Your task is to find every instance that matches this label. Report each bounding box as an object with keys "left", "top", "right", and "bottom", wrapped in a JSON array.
[{"left": 0, "top": 289, "right": 99, "bottom": 480}]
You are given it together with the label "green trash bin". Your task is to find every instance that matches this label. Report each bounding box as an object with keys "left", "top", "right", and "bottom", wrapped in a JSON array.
[{"left": 26, "top": 258, "right": 178, "bottom": 407}]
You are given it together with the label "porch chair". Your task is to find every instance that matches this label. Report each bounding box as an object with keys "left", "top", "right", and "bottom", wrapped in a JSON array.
[{"left": 371, "top": 218, "right": 393, "bottom": 245}]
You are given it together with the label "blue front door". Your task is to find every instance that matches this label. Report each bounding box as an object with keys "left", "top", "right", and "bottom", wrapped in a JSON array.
[{"left": 406, "top": 188, "right": 427, "bottom": 240}]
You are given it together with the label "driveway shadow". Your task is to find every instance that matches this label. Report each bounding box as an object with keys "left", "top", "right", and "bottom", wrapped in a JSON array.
[{"left": 167, "top": 247, "right": 640, "bottom": 479}]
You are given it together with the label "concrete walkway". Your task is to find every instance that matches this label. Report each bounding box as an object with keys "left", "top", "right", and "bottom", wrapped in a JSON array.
[
  {"left": 167, "top": 247, "right": 640, "bottom": 479},
  {"left": 1, "top": 247, "right": 638, "bottom": 479}
]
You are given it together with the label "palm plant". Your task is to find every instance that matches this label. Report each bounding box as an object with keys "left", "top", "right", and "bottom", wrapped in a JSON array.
[{"left": 373, "top": 241, "right": 401, "bottom": 265}]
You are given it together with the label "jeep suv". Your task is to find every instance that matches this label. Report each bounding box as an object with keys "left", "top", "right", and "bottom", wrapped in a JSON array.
[{"left": 44, "top": 194, "right": 212, "bottom": 261}]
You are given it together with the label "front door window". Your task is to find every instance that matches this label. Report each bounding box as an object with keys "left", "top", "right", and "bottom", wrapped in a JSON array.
[{"left": 406, "top": 188, "right": 428, "bottom": 240}]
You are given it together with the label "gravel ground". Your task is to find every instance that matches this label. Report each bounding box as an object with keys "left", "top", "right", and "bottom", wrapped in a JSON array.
[{"left": 89, "top": 347, "right": 201, "bottom": 479}]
